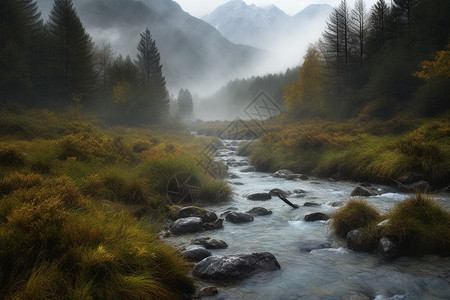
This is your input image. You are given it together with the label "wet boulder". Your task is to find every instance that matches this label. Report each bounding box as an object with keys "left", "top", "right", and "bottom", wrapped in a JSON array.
[
  {"left": 303, "top": 202, "right": 320, "bottom": 207},
  {"left": 193, "top": 252, "right": 281, "bottom": 281},
  {"left": 304, "top": 212, "right": 330, "bottom": 222},
  {"left": 181, "top": 246, "right": 212, "bottom": 262},
  {"left": 173, "top": 206, "right": 218, "bottom": 223},
  {"left": 170, "top": 217, "right": 203, "bottom": 234},
  {"left": 247, "top": 193, "right": 272, "bottom": 201},
  {"left": 241, "top": 166, "right": 256, "bottom": 172},
  {"left": 192, "top": 237, "right": 228, "bottom": 249},
  {"left": 246, "top": 207, "right": 273, "bottom": 216},
  {"left": 225, "top": 212, "right": 254, "bottom": 223},
  {"left": 273, "top": 169, "right": 294, "bottom": 178}
]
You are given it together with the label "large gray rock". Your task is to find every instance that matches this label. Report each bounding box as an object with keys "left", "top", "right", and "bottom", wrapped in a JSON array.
[
  {"left": 192, "top": 237, "right": 228, "bottom": 249},
  {"left": 173, "top": 206, "right": 218, "bottom": 223},
  {"left": 246, "top": 207, "right": 272, "bottom": 216},
  {"left": 181, "top": 246, "right": 212, "bottom": 262},
  {"left": 170, "top": 217, "right": 203, "bottom": 234},
  {"left": 193, "top": 252, "right": 281, "bottom": 281},
  {"left": 225, "top": 212, "right": 254, "bottom": 223},
  {"left": 247, "top": 193, "right": 272, "bottom": 200},
  {"left": 304, "top": 212, "right": 329, "bottom": 222}
]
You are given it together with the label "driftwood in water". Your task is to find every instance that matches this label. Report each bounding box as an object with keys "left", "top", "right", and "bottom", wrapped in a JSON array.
[{"left": 271, "top": 191, "right": 299, "bottom": 209}]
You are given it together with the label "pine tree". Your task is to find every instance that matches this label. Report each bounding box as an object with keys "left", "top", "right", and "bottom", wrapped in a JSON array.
[
  {"left": 350, "top": 0, "right": 369, "bottom": 68},
  {"left": 368, "top": 0, "right": 390, "bottom": 52},
  {"left": 136, "top": 27, "right": 169, "bottom": 123},
  {"left": 46, "top": 0, "right": 96, "bottom": 104},
  {"left": 0, "top": 0, "right": 41, "bottom": 103}
]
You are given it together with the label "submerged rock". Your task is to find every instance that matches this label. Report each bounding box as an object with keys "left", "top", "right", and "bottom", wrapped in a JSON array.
[
  {"left": 192, "top": 237, "right": 228, "bottom": 249},
  {"left": 303, "top": 202, "right": 320, "bottom": 207},
  {"left": 225, "top": 212, "right": 254, "bottom": 223},
  {"left": 193, "top": 252, "right": 281, "bottom": 281},
  {"left": 346, "top": 229, "right": 377, "bottom": 252},
  {"left": 247, "top": 193, "right": 272, "bottom": 200},
  {"left": 246, "top": 207, "right": 273, "bottom": 216},
  {"left": 170, "top": 217, "right": 203, "bottom": 234},
  {"left": 304, "top": 212, "right": 330, "bottom": 222},
  {"left": 286, "top": 174, "right": 309, "bottom": 180},
  {"left": 241, "top": 166, "right": 256, "bottom": 172},
  {"left": 181, "top": 246, "right": 212, "bottom": 262}
]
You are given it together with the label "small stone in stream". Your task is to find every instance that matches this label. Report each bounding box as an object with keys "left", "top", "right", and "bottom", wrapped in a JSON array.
[
  {"left": 231, "top": 182, "right": 244, "bottom": 185},
  {"left": 310, "top": 181, "right": 321, "bottom": 184},
  {"left": 229, "top": 174, "right": 239, "bottom": 179},
  {"left": 293, "top": 189, "right": 307, "bottom": 194},
  {"left": 246, "top": 207, "right": 273, "bottom": 216},
  {"left": 192, "top": 237, "right": 228, "bottom": 249},
  {"left": 297, "top": 241, "right": 332, "bottom": 252},
  {"left": 329, "top": 201, "right": 345, "bottom": 207},
  {"left": 203, "top": 218, "right": 223, "bottom": 231},
  {"left": 181, "top": 246, "right": 212, "bottom": 262},
  {"left": 195, "top": 286, "right": 219, "bottom": 298},
  {"left": 346, "top": 229, "right": 377, "bottom": 252},
  {"left": 304, "top": 212, "right": 330, "bottom": 222},
  {"left": 225, "top": 212, "right": 254, "bottom": 223},
  {"left": 170, "top": 217, "right": 204, "bottom": 234},
  {"left": 303, "top": 202, "right": 320, "bottom": 207},
  {"left": 241, "top": 166, "right": 255, "bottom": 172},
  {"left": 227, "top": 161, "right": 248, "bottom": 167},
  {"left": 247, "top": 193, "right": 272, "bottom": 200},
  {"left": 193, "top": 252, "right": 281, "bottom": 281}
]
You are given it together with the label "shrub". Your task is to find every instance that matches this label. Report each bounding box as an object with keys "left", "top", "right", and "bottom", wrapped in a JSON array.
[
  {"left": 0, "top": 172, "right": 43, "bottom": 195},
  {"left": 132, "top": 139, "right": 151, "bottom": 153},
  {"left": 331, "top": 199, "right": 381, "bottom": 237},
  {"left": 102, "top": 170, "right": 148, "bottom": 204},
  {"left": 58, "top": 133, "right": 105, "bottom": 161},
  {"left": 382, "top": 194, "right": 450, "bottom": 256},
  {"left": 0, "top": 145, "right": 26, "bottom": 166}
]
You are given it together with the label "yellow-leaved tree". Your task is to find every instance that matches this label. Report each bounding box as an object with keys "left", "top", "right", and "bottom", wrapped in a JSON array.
[
  {"left": 413, "top": 44, "right": 450, "bottom": 116},
  {"left": 284, "top": 45, "right": 326, "bottom": 117}
]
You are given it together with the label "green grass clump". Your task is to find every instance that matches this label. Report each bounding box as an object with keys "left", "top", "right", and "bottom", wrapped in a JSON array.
[
  {"left": 382, "top": 194, "right": 450, "bottom": 256},
  {"left": 331, "top": 199, "right": 381, "bottom": 237}
]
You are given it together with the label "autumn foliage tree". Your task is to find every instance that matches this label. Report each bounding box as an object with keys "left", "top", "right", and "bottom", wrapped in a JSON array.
[{"left": 284, "top": 46, "right": 326, "bottom": 117}]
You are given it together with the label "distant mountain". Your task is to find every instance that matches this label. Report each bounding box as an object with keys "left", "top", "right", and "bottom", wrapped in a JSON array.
[
  {"left": 203, "top": 1, "right": 332, "bottom": 70},
  {"left": 36, "top": 0, "right": 268, "bottom": 94}
]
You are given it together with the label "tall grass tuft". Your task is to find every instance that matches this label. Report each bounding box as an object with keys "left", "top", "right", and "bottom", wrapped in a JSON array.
[
  {"left": 331, "top": 199, "right": 381, "bottom": 237},
  {"left": 382, "top": 194, "right": 450, "bottom": 256}
]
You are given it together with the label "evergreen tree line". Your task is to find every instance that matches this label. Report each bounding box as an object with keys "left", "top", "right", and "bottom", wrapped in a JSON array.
[
  {"left": 286, "top": 0, "right": 449, "bottom": 120},
  {"left": 0, "top": 0, "right": 170, "bottom": 125}
]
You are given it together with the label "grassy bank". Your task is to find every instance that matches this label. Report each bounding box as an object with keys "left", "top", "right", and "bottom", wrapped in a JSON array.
[
  {"left": 331, "top": 194, "right": 450, "bottom": 256},
  {"left": 243, "top": 115, "right": 450, "bottom": 187},
  {"left": 0, "top": 109, "right": 231, "bottom": 298}
]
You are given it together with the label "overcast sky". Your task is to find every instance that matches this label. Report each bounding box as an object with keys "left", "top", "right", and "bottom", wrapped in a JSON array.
[{"left": 175, "top": 0, "right": 378, "bottom": 18}]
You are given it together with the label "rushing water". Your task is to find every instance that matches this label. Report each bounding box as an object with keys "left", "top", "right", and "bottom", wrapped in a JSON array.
[{"left": 165, "top": 140, "right": 450, "bottom": 300}]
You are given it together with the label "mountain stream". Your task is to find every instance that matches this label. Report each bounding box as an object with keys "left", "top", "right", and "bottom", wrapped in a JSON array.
[{"left": 164, "top": 140, "right": 450, "bottom": 300}]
